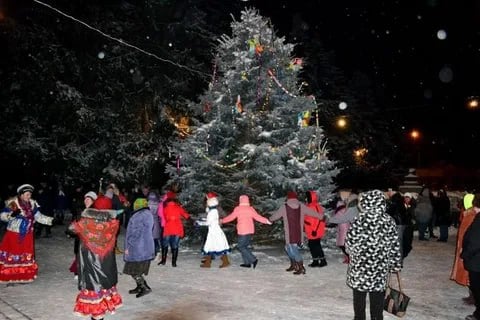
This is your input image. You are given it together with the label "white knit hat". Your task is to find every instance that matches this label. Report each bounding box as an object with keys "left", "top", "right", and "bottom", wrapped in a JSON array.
[
  {"left": 84, "top": 191, "right": 98, "bottom": 201},
  {"left": 17, "top": 184, "right": 34, "bottom": 195}
]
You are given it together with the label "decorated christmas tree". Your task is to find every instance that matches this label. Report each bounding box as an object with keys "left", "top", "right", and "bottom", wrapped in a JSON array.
[{"left": 165, "top": 9, "right": 339, "bottom": 214}]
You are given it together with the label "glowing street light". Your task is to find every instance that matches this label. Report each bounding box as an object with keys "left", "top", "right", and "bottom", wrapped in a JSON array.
[
  {"left": 336, "top": 117, "right": 347, "bottom": 128},
  {"left": 410, "top": 129, "right": 420, "bottom": 141},
  {"left": 467, "top": 97, "right": 479, "bottom": 109}
]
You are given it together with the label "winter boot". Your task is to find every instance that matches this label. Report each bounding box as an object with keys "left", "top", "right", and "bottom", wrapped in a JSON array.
[
  {"left": 130, "top": 276, "right": 144, "bottom": 295},
  {"left": 308, "top": 259, "right": 320, "bottom": 267},
  {"left": 318, "top": 257, "right": 327, "bottom": 267},
  {"left": 128, "top": 285, "right": 141, "bottom": 294},
  {"left": 158, "top": 247, "right": 168, "bottom": 265},
  {"left": 286, "top": 259, "right": 296, "bottom": 272},
  {"left": 136, "top": 279, "right": 152, "bottom": 298},
  {"left": 201, "top": 255, "right": 212, "bottom": 268},
  {"left": 293, "top": 261, "right": 306, "bottom": 275},
  {"left": 171, "top": 248, "right": 179, "bottom": 267},
  {"left": 219, "top": 255, "right": 230, "bottom": 268}
]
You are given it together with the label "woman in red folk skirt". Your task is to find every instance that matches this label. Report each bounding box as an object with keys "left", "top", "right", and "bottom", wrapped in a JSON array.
[
  {"left": 0, "top": 184, "right": 53, "bottom": 284},
  {"left": 69, "top": 195, "right": 123, "bottom": 320}
]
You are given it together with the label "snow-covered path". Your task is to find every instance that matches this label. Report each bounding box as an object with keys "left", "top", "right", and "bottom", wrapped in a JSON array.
[{"left": 0, "top": 226, "right": 471, "bottom": 320}]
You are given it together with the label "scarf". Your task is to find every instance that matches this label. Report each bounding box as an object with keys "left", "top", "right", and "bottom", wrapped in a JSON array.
[{"left": 73, "top": 209, "right": 119, "bottom": 258}]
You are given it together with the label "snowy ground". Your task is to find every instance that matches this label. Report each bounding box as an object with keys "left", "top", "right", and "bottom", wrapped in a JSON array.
[{"left": 0, "top": 225, "right": 473, "bottom": 320}]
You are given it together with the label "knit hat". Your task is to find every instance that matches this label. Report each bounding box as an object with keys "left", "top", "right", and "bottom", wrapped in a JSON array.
[
  {"left": 133, "top": 198, "right": 148, "bottom": 211},
  {"left": 239, "top": 195, "right": 250, "bottom": 206},
  {"left": 287, "top": 191, "right": 297, "bottom": 199},
  {"left": 93, "top": 196, "right": 112, "bottom": 210},
  {"left": 206, "top": 192, "right": 219, "bottom": 207},
  {"left": 17, "top": 184, "right": 34, "bottom": 195},
  {"left": 464, "top": 193, "right": 475, "bottom": 210},
  {"left": 84, "top": 191, "right": 98, "bottom": 201},
  {"left": 147, "top": 192, "right": 159, "bottom": 202}
]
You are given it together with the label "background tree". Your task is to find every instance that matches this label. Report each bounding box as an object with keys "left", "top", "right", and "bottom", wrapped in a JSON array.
[
  {"left": 165, "top": 9, "right": 339, "bottom": 214},
  {"left": 0, "top": 0, "right": 244, "bottom": 187}
]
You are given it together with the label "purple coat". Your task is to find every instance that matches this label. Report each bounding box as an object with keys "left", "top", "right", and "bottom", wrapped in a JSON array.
[{"left": 124, "top": 207, "right": 155, "bottom": 262}]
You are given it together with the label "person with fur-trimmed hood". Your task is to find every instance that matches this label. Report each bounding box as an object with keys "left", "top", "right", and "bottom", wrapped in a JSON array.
[
  {"left": 346, "top": 190, "right": 402, "bottom": 320},
  {"left": 0, "top": 184, "right": 53, "bottom": 284},
  {"left": 197, "top": 192, "right": 231, "bottom": 268},
  {"left": 269, "top": 191, "right": 323, "bottom": 275},
  {"left": 69, "top": 195, "right": 123, "bottom": 320},
  {"left": 123, "top": 198, "right": 155, "bottom": 298}
]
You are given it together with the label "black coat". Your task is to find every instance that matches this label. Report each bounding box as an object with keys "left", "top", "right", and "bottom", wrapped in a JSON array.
[{"left": 462, "top": 213, "right": 480, "bottom": 272}]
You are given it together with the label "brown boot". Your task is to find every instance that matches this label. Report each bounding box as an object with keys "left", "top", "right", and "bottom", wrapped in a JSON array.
[
  {"left": 219, "top": 255, "right": 230, "bottom": 268},
  {"left": 286, "top": 259, "right": 296, "bottom": 271},
  {"left": 293, "top": 261, "right": 306, "bottom": 275},
  {"left": 201, "top": 255, "right": 212, "bottom": 268}
]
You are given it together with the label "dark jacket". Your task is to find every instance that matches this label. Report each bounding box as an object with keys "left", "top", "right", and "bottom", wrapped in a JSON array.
[
  {"left": 462, "top": 213, "right": 480, "bottom": 272},
  {"left": 432, "top": 193, "right": 451, "bottom": 226},
  {"left": 71, "top": 209, "right": 120, "bottom": 291}
]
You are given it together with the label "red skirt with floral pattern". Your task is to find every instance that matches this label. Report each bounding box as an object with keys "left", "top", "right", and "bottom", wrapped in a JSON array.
[{"left": 0, "top": 230, "right": 38, "bottom": 283}]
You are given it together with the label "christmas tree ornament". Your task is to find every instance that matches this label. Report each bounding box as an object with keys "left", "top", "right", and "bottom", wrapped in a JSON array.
[
  {"left": 288, "top": 58, "right": 303, "bottom": 71},
  {"left": 241, "top": 71, "right": 248, "bottom": 80},
  {"left": 176, "top": 155, "right": 181, "bottom": 175},
  {"left": 235, "top": 95, "right": 244, "bottom": 113},
  {"left": 247, "top": 38, "right": 257, "bottom": 57},
  {"left": 204, "top": 102, "right": 211, "bottom": 113},
  {"left": 255, "top": 42, "right": 264, "bottom": 55}
]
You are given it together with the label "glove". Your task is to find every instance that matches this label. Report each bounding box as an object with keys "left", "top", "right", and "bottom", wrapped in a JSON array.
[{"left": 10, "top": 209, "right": 21, "bottom": 218}]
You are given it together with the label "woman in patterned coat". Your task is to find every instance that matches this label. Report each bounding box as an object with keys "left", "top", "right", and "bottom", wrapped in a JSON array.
[{"left": 346, "top": 190, "right": 402, "bottom": 320}]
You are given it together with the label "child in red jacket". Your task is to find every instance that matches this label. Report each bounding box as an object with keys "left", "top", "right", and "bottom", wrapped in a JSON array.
[{"left": 304, "top": 191, "right": 327, "bottom": 267}]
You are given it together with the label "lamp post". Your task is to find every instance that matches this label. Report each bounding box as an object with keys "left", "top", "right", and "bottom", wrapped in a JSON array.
[{"left": 410, "top": 129, "right": 421, "bottom": 168}]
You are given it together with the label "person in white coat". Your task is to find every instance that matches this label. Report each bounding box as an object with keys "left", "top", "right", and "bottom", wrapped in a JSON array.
[{"left": 197, "top": 192, "right": 230, "bottom": 268}]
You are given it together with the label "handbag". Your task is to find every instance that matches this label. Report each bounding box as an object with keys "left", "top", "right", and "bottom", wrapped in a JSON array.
[{"left": 384, "top": 272, "right": 410, "bottom": 317}]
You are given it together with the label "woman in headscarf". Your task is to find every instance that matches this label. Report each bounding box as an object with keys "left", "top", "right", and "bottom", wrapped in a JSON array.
[
  {"left": 70, "top": 195, "right": 123, "bottom": 320},
  {"left": 123, "top": 198, "right": 155, "bottom": 298}
]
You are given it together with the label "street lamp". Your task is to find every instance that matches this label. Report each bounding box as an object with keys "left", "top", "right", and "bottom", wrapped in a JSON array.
[
  {"left": 336, "top": 117, "right": 347, "bottom": 129},
  {"left": 409, "top": 129, "right": 421, "bottom": 168},
  {"left": 467, "top": 97, "right": 479, "bottom": 109}
]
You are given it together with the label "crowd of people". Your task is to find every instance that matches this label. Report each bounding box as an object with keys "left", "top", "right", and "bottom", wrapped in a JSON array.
[{"left": 0, "top": 181, "right": 479, "bottom": 320}]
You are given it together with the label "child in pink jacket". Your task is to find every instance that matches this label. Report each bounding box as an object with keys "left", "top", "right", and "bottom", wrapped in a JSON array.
[{"left": 221, "top": 195, "right": 271, "bottom": 268}]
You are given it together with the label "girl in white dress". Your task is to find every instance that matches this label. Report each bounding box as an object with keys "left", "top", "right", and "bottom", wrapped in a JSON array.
[{"left": 197, "top": 193, "right": 230, "bottom": 268}]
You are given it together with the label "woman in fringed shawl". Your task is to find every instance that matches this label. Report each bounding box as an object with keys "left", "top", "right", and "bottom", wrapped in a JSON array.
[
  {"left": 0, "top": 184, "right": 53, "bottom": 284},
  {"left": 70, "top": 195, "right": 123, "bottom": 320}
]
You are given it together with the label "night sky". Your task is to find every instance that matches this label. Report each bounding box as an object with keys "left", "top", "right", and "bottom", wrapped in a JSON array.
[
  {"left": 250, "top": 0, "right": 480, "bottom": 166},
  {"left": 2, "top": 0, "right": 480, "bottom": 168}
]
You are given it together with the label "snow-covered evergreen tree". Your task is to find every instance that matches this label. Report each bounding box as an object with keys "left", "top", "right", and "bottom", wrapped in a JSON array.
[{"left": 166, "top": 9, "right": 339, "bottom": 214}]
